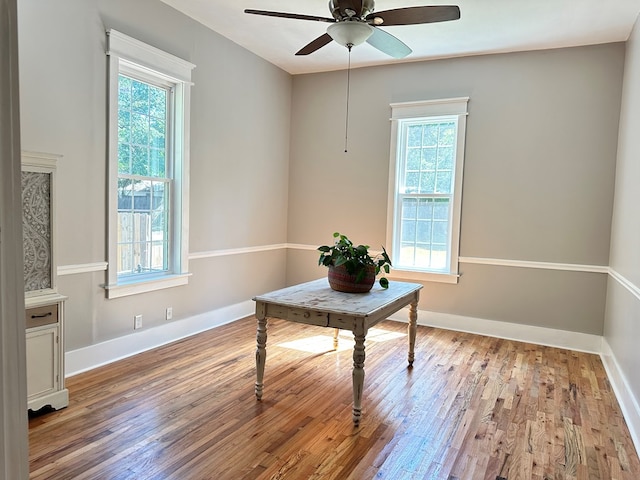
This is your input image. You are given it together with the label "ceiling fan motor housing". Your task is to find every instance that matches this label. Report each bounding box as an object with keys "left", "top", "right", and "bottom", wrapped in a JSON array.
[{"left": 329, "top": 0, "right": 375, "bottom": 21}]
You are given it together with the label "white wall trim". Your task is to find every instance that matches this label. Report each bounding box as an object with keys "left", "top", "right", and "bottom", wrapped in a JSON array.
[
  {"left": 388, "top": 308, "right": 603, "bottom": 353},
  {"left": 459, "top": 256, "right": 609, "bottom": 274},
  {"left": 601, "top": 338, "right": 640, "bottom": 457},
  {"left": 57, "top": 262, "right": 108, "bottom": 276},
  {"left": 189, "top": 243, "right": 288, "bottom": 260},
  {"left": 65, "top": 300, "right": 254, "bottom": 376},
  {"left": 285, "top": 243, "right": 318, "bottom": 251},
  {"left": 608, "top": 268, "right": 640, "bottom": 302}
]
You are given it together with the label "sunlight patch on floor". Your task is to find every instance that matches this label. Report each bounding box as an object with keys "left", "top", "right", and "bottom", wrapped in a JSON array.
[{"left": 276, "top": 328, "right": 406, "bottom": 353}]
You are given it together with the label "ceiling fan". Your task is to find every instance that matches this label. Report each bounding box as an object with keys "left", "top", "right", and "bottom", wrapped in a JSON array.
[{"left": 245, "top": 1, "right": 461, "bottom": 59}]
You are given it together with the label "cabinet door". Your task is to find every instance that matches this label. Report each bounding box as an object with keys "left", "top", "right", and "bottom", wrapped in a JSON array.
[{"left": 26, "top": 326, "right": 59, "bottom": 399}]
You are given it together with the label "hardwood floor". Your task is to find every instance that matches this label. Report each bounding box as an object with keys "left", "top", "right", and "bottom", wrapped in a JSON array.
[{"left": 29, "top": 317, "right": 640, "bottom": 479}]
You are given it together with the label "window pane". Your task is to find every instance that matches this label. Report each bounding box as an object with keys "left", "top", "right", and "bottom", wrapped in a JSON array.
[
  {"left": 132, "top": 81, "right": 149, "bottom": 113},
  {"left": 150, "top": 148, "right": 165, "bottom": 177},
  {"left": 131, "top": 145, "right": 149, "bottom": 176},
  {"left": 423, "top": 124, "right": 438, "bottom": 146},
  {"left": 151, "top": 241, "right": 166, "bottom": 270},
  {"left": 118, "top": 144, "right": 131, "bottom": 175},
  {"left": 417, "top": 199, "right": 433, "bottom": 220},
  {"left": 134, "top": 241, "right": 151, "bottom": 273},
  {"left": 118, "top": 76, "right": 132, "bottom": 110},
  {"left": 401, "top": 219, "right": 416, "bottom": 243},
  {"left": 404, "top": 172, "right": 419, "bottom": 193},
  {"left": 407, "top": 125, "right": 422, "bottom": 147},
  {"left": 406, "top": 148, "right": 420, "bottom": 170},
  {"left": 131, "top": 112, "right": 149, "bottom": 146},
  {"left": 399, "top": 243, "right": 416, "bottom": 266},
  {"left": 432, "top": 220, "right": 448, "bottom": 244},
  {"left": 117, "top": 178, "right": 133, "bottom": 209},
  {"left": 117, "top": 244, "right": 133, "bottom": 276},
  {"left": 118, "top": 110, "right": 130, "bottom": 144},
  {"left": 402, "top": 198, "right": 417, "bottom": 219},
  {"left": 422, "top": 147, "right": 436, "bottom": 170},
  {"left": 118, "top": 212, "right": 133, "bottom": 243},
  {"left": 435, "top": 171, "right": 453, "bottom": 194},
  {"left": 439, "top": 123, "right": 456, "bottom": 146},
  {"left": 419, "top": 172, "right": 436, "bottom": 194},
  {"left": 149, "top": 87, "right": 166, "bottom": 119},
  {"left": 437, "top": 146, "right": 454, "bottom": 170},
  {"left": 150, "top": 182, "right": 167, "bottom": 235},
  {"left": 431, "top": 244, "right": 448, "bottom": 270},
  {"left": 149, "top": 117, "right": 165, "bottom": 149},
  {"left": 416, "top": 220, "right": 432, "bottom": 244},
  {"left": 433, "top": 200, "right": 450, "bottom": 220}
]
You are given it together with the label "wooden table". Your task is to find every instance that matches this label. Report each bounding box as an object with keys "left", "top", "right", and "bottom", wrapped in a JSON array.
[{"left": 253, "top": 278, "right": 422, "bottom": 425}]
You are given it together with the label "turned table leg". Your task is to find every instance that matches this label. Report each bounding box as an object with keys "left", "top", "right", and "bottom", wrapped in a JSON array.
[
  {"left": 352, "top": 322, "right": 367, "bottom": 426},
  {"left": 408, "top": 299, "right": 418, "bottom": 366},
  {"left": 333, "top": 328, "right": 339, "bottom": 350},
  {"left": 255, "top": 315, "right": 267, "bottom": 400}
]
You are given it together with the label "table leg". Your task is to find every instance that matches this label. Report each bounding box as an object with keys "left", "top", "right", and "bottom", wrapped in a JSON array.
[
  {"left": 408, "top": 299, "right": 418, "bottom": 366},
  {"left": 255, "top": 315, "right": 267, "bottom": 400},
  {"left": 333, "top": 328, "right": 339, "bottom": 350},
  {"left": 352, "top": 323, "right": 366, "bottom": 425}
]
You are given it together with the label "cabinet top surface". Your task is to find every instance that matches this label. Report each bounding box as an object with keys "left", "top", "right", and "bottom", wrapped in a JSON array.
[{"left": 253, "top": 278, "right": 422, "bottom": 316}]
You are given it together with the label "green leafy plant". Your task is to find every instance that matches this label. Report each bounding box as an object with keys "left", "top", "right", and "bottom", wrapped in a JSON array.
[{"left": 318, "top": 232, "right": 392, "bottom": 289}]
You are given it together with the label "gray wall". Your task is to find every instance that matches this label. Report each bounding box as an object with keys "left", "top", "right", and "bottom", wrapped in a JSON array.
[
  {"left": 17, "top": 0, "right": 627, "bottom": 357},
  {"left": 606, "top": 18, "right": 640, "bottom": 407},
  {"left": 17, "top": 0, "right": 292, "bottom": 350},
  {"left": 287, "top": 44, "right": 624, "bottom": 335}
]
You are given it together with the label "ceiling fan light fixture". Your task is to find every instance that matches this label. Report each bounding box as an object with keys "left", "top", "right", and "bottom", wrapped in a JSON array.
[{"left": 327, "top": 22, "right": 374, "bottom": 48}]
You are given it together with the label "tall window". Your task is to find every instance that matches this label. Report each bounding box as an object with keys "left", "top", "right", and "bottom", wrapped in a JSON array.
[
  {"left": 106, "top": 30, "right": 195, "bottom": 298},
  {"left": 387, "top": 98, "right": 468, "bottom": 284}
]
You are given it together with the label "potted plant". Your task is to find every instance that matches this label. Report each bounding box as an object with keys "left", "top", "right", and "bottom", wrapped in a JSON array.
[{"left": 318, "top": 232, "right": 392, "bottom": 292}]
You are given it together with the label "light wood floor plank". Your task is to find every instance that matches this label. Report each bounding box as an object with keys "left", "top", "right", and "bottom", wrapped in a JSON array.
[{"left": 29, "top": 317, "right": 640, "bottom": 479}]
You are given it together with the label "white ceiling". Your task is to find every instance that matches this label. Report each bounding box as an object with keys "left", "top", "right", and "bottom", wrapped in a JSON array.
[{"left": 159, "top": 0, "right": 640, "bottom": 75}]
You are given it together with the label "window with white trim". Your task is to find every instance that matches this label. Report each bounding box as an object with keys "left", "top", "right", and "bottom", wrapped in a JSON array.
[
  {"left": 105, "top": 29, "right": 195, "bottom": 298},
  {"left": 387, "top": 98, "right": 468, "bottom": 284}
]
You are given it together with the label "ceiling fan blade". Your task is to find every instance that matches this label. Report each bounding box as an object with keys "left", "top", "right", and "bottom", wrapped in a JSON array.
[
  {"left": 366, "top": 27, "right": 411, "bottom": 59},
  {"left": 244, "top": 9, "right": 335, "bottom": 23},
  {"left": 367, "top": 6, "right": 460, "bottom": 26},
  {"left": 295, "top": 33, "right": 334, "bottom": 56}
]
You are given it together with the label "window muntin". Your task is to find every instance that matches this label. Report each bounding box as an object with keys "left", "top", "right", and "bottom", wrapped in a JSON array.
[{"left": 388, "top": 98, "right": 468, "bottom": 283}]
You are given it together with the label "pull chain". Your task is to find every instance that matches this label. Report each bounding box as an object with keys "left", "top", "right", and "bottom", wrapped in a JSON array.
[{"left": 344, "top": 44, "right": 353, "bottom": 153}]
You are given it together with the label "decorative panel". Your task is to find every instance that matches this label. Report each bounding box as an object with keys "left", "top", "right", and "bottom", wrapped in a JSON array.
[{"left": 22, "top": 170, "right": 52, "bottom": 292}]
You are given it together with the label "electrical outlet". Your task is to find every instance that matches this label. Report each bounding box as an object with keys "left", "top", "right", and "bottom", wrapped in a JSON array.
[
  {"left": 166, "top": 307, "right": 173, "bottom": 321},
  {"left": 134, "top": 314, "right": 142, "bottom": 329}
]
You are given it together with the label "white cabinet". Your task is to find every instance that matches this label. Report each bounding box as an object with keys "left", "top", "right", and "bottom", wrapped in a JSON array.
[
  {"left": 22, "top": 152, "right": 68, "bottom": 412},
  {"left": 25, "top": 295, "right": 68, "bottom": 410}
]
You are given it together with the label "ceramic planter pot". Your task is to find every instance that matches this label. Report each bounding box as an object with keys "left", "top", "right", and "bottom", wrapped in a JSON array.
[{"left": 328, "top": 264, "right": 376, "bottom": 293}]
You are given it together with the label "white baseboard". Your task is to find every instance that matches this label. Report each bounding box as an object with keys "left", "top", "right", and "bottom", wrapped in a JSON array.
[
  {"left": 601, "top": 338, "right": 640, "bottom": 457},
  {"left": 389, "top": 308, "right": 603, "bottom": 353},
  {"left": 65, "top": 300, "right": 254, "bottom": 377}
]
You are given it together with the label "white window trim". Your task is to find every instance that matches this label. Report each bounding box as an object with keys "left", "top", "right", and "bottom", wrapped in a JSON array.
[
  {"left": 386, "top": 97, "right": 469, "bottom": 284},
  {"left": 105, "top": 29, "right": 195, "bottom": 299}
]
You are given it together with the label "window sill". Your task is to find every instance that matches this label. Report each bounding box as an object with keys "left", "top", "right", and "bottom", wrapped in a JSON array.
[
  {"left": 104, "top": 273, "right": 191, "bottom": 299},
  {"left": 388, "top": 269, "right": 460, "bottom": 284}
]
